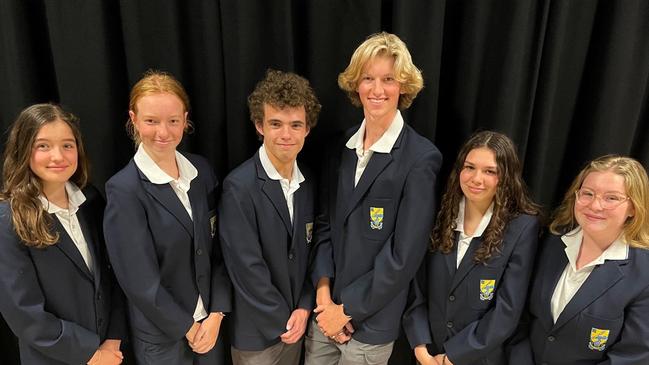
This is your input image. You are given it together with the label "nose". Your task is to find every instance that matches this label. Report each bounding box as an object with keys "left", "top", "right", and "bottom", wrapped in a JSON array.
[
  {"left": 156, "top": 122, "right": 169, "bottom": 138},
  {"left": 50, "top": 146, "right": 64, "bottom": 161},
  {"left": 470, "top": 170, "right": 483, "bottom": 184},
  {"left": 280, "top": 125, "right": 291, "bottom": 139},
  {"left": 372, "top": 79, "right": 384, "bottom": 95},
  {"left": 589, "top": 196, "right": 605, "bottom": 210}
]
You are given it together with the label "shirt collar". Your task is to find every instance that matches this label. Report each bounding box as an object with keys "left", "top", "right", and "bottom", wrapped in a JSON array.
[
  {"left": 258, "top": 145, "right": 305, "bottom": 185},
  {"left": 454, "top": 197, "right": 494, "bottom": 238},
  {"left": 39, "top": 181, "right": 86, "bottom": 214},
  {"left": 561, "top": 227, "right": 629, "bottom": 270},
  {"left": 345, "top": 110, "right": 404, "bottom": 153},
  {"left": 134, "top": 143, "right": 198, "bottom": 187}
]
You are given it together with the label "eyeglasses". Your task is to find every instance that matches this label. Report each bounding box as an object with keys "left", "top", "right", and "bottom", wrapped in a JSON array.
[{"left": 575, "top": 188, "right": 630, "bottom": 209}]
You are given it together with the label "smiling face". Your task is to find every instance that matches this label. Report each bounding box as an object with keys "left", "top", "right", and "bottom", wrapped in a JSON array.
[
  {"left": 29, "top": 119, "right": 78, "bottom": 192},
  {"left": 256, "top": 104, "right": 309, "bottom": 173},
  {"left": 129, "top": 92, "right": 188, "bottom": 159},
  {"left": 459, "top": 147, "right": 500, "bottom": 211},
  {"left": 575, "top": 170, "right": 635, "bottom": 242},
  {"left": 356, "top": 56, "right": 402, "bottom": 125}
]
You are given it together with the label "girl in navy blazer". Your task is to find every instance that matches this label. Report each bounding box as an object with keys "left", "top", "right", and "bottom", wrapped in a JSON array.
[
  {"left": 404, "top": 131, "right": 541, "bottom": 365},
  {"left": 103, "top": 71, "right": 231, "bottom": 365},
  {"left": 0, "top": 103, "right": 125, "bottom": 365},
  {"left": 510, "top": 155, "right": 649, "bottom": 364}
]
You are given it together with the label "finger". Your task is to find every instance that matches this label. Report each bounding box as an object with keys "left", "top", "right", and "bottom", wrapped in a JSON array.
[
  {"left": 286, "top": 316, "right": 296, "bottom": 331},
  {"left": 344, "top": 322, "right": 355, "bottom": 333},
  {"left": 313, "top": 304, "right": 325, "bottom": 313}
]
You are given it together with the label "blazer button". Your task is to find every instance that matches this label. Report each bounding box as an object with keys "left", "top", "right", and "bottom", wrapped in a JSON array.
[
  {"left": 288, "top": 252, "right": 295, "bottom": 260},
  {"left": 97, "top": 293, "right": 102, "bottom": 301},
  {"left": 446, "top": 321, "right": 453, "bottom": 328},
  {"left": 547, "top": 335, "right": 555, "bottom": 342},
  {"left": 196, "top": 248, "right": 203, "bottom": 256},
  {"left": 449, "top": 295, "right": 455, "bottom": 302}
]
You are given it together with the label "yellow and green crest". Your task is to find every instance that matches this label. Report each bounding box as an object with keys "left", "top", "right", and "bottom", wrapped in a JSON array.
[
  {"left": 588, "top": 328, "right": 609, "bottom": 351},
  {"left": 479, "top": 279, "right": 495, "bottom": 301},
  {"left": 370, "top": 207, "right": 384, "bottom": 230}
]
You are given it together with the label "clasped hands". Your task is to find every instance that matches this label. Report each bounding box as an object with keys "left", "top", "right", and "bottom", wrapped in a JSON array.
[
  {"left": 314, "top": 301, "right": 354, "bottom": 344},
  {"left": 185, "top": 312, "right": 223, "bottom": 354},
  {"left": 87, "top": 339, "right": 123, "bottom": 365},
  {"left": 414, "top": 345, "right": 454, "bottom": 365}
]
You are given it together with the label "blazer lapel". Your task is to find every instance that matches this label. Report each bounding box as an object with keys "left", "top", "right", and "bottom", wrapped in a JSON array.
[
  {"left": 142, "top": 179, "right": 194, "bottom": 238},
  {"left": 538, "top": 237, "right": 569, "bottom": 330},
  {"left": 188, "top": 178, "right": 206, "bottom": 240},
  {"left": 553, "top": 260, "right": 625, "bottom": 330},
  {"left": 256, "top": 157, "right": 292, "bottom": 236},
  {"left": 450, "top": 237, "right": 481, "bottom": 291},
  {"left": 52, "top": 216, "right": 94, "bottom": 281},
  {"left": 76, "top": 207, "right": 101, "bottom": 284},
  {"left": 337, "top": 148, "right": 355, "bottom": 221},
  {"left": 343, "top": 153, "right": 392, "bottom": 221},
  {"left": 444, "top": 233, "right": 459, "bottom": 277}
]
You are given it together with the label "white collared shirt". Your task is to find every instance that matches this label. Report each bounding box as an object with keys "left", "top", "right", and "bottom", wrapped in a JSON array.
[
  {"left": 134, "top": 144, "right": 208, "bottom": 321},
  {"left": 454, "top": 197, "right": 494, "bottom": 267},
  {"left": 550, "top": 228, "right": 629, "bottom": 322},
  {"left": 39, "top": 182, "right": 93, "bottom": 273},
  {"left": 259, "top": 145, "right": 305, "bottom": 223},
  {"left": 345, "top": 110, "right": 404, "bottom": 186}
]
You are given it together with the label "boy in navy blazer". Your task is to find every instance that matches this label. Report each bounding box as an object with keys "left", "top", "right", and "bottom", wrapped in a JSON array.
[{"left": 219, "top": 69, "right": 321, "bottom": 365}]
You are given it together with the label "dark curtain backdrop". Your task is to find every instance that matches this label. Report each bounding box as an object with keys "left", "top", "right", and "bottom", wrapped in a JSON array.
[{"left": 1, "top": 0, "right": 648, "bottom": 364}]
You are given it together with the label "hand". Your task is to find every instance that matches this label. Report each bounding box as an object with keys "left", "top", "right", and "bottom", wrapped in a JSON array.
[
  {"left": 314, "top": 302, "right": 350, "bottom": 338},
  {"left": 87, "top": 345, "right": 123, "bottom": 365},
  {"left": 189, "top": 313, "right": 223, "bottom": 354},
  {"left": 280, "top": 308, "right": 310, "bottom": 344},
  {"left": 332, "top": 322, "right": 355, "bottom": 344},
  {"left": 185, "top": 321, "right": 200, "bottom": 344},
  {"left": 433, "top": 353, "right": 453, "bottom": 365},
  {"left": 414, "top": 345, "right": 438, "bottom": 365}
]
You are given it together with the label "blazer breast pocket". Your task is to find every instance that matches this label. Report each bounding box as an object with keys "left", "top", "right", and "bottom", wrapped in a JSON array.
[
  {"left": 362, "top": 198, "right": 394, "bottom": 242},
  {"left": 468, "top": 266, "right": 503, "bottom": 310},
  {"left": 577, "top": 311, "right": 624, "bottom": 358}
]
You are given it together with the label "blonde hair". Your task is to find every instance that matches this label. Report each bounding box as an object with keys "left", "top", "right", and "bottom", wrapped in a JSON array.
[
  {"left": 550, "top": 155, "right": 649, "bottom": 249},
  {"left": 338, "top": 32, "right": 423, "bottom": 109},
  {"left": 126, "top": 70, "right": 192, "bottom": 145}
]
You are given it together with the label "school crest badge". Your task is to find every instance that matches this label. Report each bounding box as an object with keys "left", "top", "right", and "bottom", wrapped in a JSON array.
[
  {"left": 479, "top": 279, "right": 495, "bottom": 301},
  {"left": 306, "top": 222, "right": 313, "bottom": 244},
  {"left": 370, "top": 207, "right": 384, "bottom": 230},
  {"left": 588, "top": 328, "right": 610, "bottom": 351}
]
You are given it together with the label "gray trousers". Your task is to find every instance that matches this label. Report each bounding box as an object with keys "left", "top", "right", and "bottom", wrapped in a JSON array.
[
  {"left": 304, "top": 320, "right": 394, "bottom": 365},
  {"left": 231, "top": 339, "right": 303, "bottom": 365}
]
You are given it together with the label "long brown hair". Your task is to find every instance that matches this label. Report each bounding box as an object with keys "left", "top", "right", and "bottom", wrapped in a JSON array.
[
  {"left": 431, "top": 131, "right": 540, "bottom": 263},
  {"left": 0, "top": 103, "right": 89, "bottom": 247},
  {"left": 550, "top": 155, "right": 649, "bottom": 248}
]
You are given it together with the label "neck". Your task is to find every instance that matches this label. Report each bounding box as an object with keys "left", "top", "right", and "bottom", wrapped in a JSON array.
[
  {"left": 143, "top": 145, "right": 179, "bottom": 179},
  {"left": 363, "top": 110, "right": 397, "bottom": 150},
  {"left": 42, "top": 181, "right": 68, "bottom": 209},
  {"left": 465, "top": 199, "right": 491, "bottom": 219}
]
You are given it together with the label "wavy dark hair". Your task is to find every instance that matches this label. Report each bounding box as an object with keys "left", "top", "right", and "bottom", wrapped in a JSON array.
[
  {"left": 431, "top": 131, "right": 540, "bottom": 263},
  {"left": 0, "top": 103, "right": 89, "bottom": 247}
]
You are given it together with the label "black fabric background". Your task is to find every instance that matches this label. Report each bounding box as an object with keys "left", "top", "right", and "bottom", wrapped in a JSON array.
[{"left": 1, "top": 1, "right": 648, "bottom": 364}]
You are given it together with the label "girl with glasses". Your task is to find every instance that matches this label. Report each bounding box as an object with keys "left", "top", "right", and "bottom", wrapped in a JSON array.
[{"left": 510, "top": 155, "right": 649, "bottom": 364}]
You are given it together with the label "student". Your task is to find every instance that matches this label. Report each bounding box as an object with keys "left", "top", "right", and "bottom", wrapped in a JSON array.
[
  {"left": 103, "top": 71, "right": 231, "bottom": 364},
  {"left": 305, "top": 32, "right": 443, "bottom": 365},
  {"left": 510, "top": 155, "right": 649, "bottom": 364},
  {"left": 219, "top": 69, "right": 321, "bottom": 365},
  {"left": 0, "top": 103, "right": 125, "bottom": 365},
  {"left": 403, "top": 131, "right": 541, "bottom": 365}
]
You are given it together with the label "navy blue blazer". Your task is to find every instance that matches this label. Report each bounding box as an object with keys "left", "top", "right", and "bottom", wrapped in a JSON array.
[
  {"left": 0, "top": 186, "right": 126, "bottom": 365},
  {"left": 219, "top": 152, "right": 315, "bottom": 351},
  {"left": 403, "top": 214, "right": 539, "bottom": 365},
  {"left": 311, "top": 123, "right": 442, "bottom": 345},
  {"left": 510, "top": 233, "right": 649, "bottom": 365},
  {"left": 104, "top": 152, "right": 231, "bottom": 344}
]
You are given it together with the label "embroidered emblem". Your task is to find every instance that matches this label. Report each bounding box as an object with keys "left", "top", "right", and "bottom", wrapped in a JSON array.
[
  {"left": 306, "top": 222, "right": 313, "bottom": 244},
  {"left": 479, "top": 279, "right": 495, "bottom": 301},
  {"left": 588, "top": 328, "right": 610, "bottom": 351},
  {"left": 210, "top": 214, "right": 217, "bottom": 238},
  {"left": 369, "top": 207, "right": 384, "bottom": 230}
]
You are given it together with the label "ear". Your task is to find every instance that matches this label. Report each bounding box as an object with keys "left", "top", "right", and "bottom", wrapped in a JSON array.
[
  {"left": 305, "top": 126, "right": 310, "bottom": 137},
  {"left": 627, "top": 203, "right": 635, "bottom": 219},
  {"left": 128, "top": 110, "right": 136, "bottom": 123},
  {"left": 255, "top": 121, "right": 264, "bottom": 137}
]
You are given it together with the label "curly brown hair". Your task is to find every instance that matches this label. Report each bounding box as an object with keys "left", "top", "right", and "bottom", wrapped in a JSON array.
[
  {"left": 248, "top": 69, "right": 321, "bottom": 140},
  {"left": 431, "top": 131, "right": 541, "bottom": 264},
  {"left": 1, "top": 103, "right": 89, "bottom": 248}
]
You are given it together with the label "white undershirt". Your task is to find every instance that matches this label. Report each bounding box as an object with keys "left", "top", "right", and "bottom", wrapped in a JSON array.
[
  {"left": 134, "top": 144, "right": 208, "bottom": 321},
  {"left": 454, "top": 197, "right": 494, "bottom": 267},
  {"left": 39, "top": 182, "right": 93, "bottom": 273},
  {"left": 550, "top": 227, "right": 629, "bottom": 322},
  {"left": 258, "top": 145, "right": 304, "bottom": 223},
  {"left": 345, "top": 110, "right": 404, "bottom": 186}
]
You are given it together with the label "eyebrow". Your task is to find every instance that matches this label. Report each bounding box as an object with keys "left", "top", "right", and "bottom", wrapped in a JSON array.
[
  {"left": 464, "top": 160, "right": 498, "bottom": 169},
  {"left": 34, "top": 138, "right": 76, "bottom": 143}
]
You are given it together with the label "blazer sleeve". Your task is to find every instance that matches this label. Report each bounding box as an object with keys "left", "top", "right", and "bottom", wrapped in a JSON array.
[
  {"left": 103, "top": 179, "right": 194, "bottom": 340},
  {"left": 402, "top": 257, "right": 434, "bottom": 348},
  {"left": 297, "top": 275, "right": 316, "bottom": 311},
  {"left": 597, "top": 283, "right": 649, "bottom": 364},
  {"left": 218, "top": 178, "right": 291, "bottom": 340},
  {"left": 0, "top": 209, "right": 99, "bottom": 364},
  {"left": 444, "top": 217, "right": 540, "bottom": 364},
  {"left": 340, "top": 149, "right": 442, "bottom": 322},
  {"left": 310, "top": 147, "right": 337, "bottom": 287}
]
